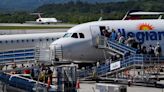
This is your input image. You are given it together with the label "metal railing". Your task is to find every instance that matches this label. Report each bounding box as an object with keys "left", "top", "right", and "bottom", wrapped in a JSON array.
[
  {"left": 96, "top": 36, "right": 137, "bottom": 55},
  {"left": 78, "top": 54, "right": 164, "bottom": 79}
]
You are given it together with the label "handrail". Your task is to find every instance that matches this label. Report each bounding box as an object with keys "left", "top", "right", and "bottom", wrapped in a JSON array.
[
  {"left": 108, "top": 40, "right": 137, "bottom": 54},
  {"left": 97, "top": 36, "right": 137, "bottom": 55},
  {"left": 78, "top": 54, "right": 164, "bottom": 79}
]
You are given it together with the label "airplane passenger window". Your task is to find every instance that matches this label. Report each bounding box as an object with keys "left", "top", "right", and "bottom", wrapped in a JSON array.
[
  {"left": 0, "top": 41, "right": 2, "bottom": 43},
  {"left": 71, "top": 33, "right": 78, "bottom": 38},
  {"left": 52, "top": 38, "right": 54, "bottom": 40},
  {"left": 79, "top": 33, "right": 84, "bottom": 38},
  {"left": 32, "top": 39, "right": 34, "bottom": 42}
]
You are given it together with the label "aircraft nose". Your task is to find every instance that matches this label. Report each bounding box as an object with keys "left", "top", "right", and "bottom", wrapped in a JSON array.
[{"left": 50, "top": 38, "right": 79, "bottom": 62}]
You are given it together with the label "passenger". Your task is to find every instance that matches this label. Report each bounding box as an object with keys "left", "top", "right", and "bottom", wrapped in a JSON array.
[
  {"left": 31, "top": 64, "right": 34, "bottom": 78},
  {"left": 96, "top": 61, "right": 100, "bottom": 67},
  {"left": 47, "top": 67, "right": 53, "bottom": 84},
  {"left": 155, "top": 42, "right": 162, "bottom": 57},
  {"left": 23, "top": 66, "right": 31, "bottom": 74},
  {"left": 109, "top": 57, "right": 112, "bottom": 64},
  {"left": 136, "top": 43, "right": 142, "bottom": 54},
  {"left": 141, "top": 46, "right": 147, "bottom": 54},
  {"left": 17, "top": 65, "right": 23, "bottom": 74},
  {"left": 111, "top": 55, "right": 117, "bottom": 62},
  {"left": 117, "top": 32, "right": 122, "bottom": 41},
  {"left": 148, "top": 45, "right": 155, "bottom": 57},
  {"left": 40, "top": 63, "right": 46, "bottom": 70},
  {"left": 45, "top": 67, "right": 48, "bottom": 83},
  {"left": 92, "top": 67, "right": 97, "bottom": 78},
  {"left": 152, "top": 46, "right": 155, "bottom": 56},
  {"left": 118, "top": 35, "right": 125, "bottom": 44},
  {"left": 39, "top": 70, "right": 46, "bottom": 82},
  {"left": 125, "top": 36, "right": 131, "bottom": 47},
  {"left": 110, "top": 29, "right": 117, "bottom": 41},
  {"left": 33, "top": 67, "right": 39, "bottom": 80},
  {"left": 105, "top": 59, "right": 110, "bottom": 65},
  {"left": 21, "top": 64, "right": 25, "bottom": 68},
  {"left": 125, "top": 36, "right": 135, "bottom": 47},
  {"left": 12, "top": 62, "right": 17, "bottom": 69},
  {"left": 5, "top": 65, "right": 8, "bottom": 70},
  {"left": 102, "top": 29, "right": 110, "bottom": 37},
  {"left": 131, "top": 41, "right": 138, "bottom": 49}
]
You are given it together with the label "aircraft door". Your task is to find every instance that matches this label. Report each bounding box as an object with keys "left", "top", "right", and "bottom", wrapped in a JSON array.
[
  {"left": 90, "top": 25, "right": 108, "bottom": 46},
  {"left": 90, "top": 25, "right": 101, "bottom": 46}
]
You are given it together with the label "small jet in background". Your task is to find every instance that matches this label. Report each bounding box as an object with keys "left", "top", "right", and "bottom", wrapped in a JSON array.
[{"left": 31, "top": 13, "right": 61, "bottom": 24}]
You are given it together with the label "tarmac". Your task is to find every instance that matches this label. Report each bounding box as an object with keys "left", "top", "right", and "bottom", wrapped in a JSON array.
[
  {"left": 1, "top": 63, "right": 164, "bottom": 92},
  {"left": 0, "top": 29, "right": 68, "bottom": 35},
  {"left": 79, "top": 82, "right": 164, "bottom": 92},
  {"left": 0, "top": 23, "right": 76, "bottom": 34},
  {"left": 0, "top": 23, "right": 76, "bottom": 27}
]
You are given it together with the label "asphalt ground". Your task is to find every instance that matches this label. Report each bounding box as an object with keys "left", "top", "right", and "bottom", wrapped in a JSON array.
[
  {"left": 0, "top": 23, "right": 76, "bottom": 27},
  {"left": 0, "top": 23, "right": 75, "bottom": 34},
  {"left": 0, "top": 29, "right": 68, "bottom": 35},
  {"left": 79, "top": 82, "right": 164, "bottom": 92}
]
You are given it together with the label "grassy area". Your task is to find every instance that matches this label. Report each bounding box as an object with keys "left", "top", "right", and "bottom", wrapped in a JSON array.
[{"left": 0, "top": 26, "right": 72, "bottom": 30}]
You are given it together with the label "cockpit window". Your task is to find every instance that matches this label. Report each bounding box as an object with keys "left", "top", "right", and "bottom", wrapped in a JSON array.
[
  {"left": 79, "top": 33, "right": 84, "bottom": 38},
  {"left": 63, "top": 33, "right": 72, "bottom": 38},
  {"left": 71, "top": 33, "right": 78, "bottom": 38}
]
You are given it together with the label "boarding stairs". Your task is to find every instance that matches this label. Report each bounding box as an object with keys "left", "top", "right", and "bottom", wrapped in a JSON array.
[
  {"left": 54, "top": 45, "right": 63, "bottom": 61},
  {"left": 78, "top": 54, "right": 164, "bottom": 80},
  {"left": 97, "top": 36, "right": 137, "bottom": 56},
  {"left": 108, "top": 40, "right": 137, "bottom": 55}
]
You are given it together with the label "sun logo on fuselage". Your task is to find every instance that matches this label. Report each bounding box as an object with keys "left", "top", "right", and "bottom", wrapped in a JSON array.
[{"left": 138, "top": 23, "right": 154, "bottom": 31}]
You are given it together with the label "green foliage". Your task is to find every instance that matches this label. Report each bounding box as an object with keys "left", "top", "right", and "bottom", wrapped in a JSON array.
[
  {"left": 1, "top": 0, "right": 164, "bottom": 23},
  {"left": 0, "top": 12, "right": 35, "bottom": 23}
]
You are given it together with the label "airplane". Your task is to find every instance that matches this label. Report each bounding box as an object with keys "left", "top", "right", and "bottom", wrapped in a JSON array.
[
  {"left": 0, "top": 32, "right": 65, "bottom": 63},
  {"left": 49, "top": 11, "right": 164, "bottom": 64},
  {"left": 31, "top": 13, "right": 61, "bottom": 24}
]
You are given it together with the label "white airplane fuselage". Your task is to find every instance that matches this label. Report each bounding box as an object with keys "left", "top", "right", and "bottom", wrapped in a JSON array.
[
  {"left": 36, "top": 18, "right": 58, "bottom": 24},
  {"left": 50, "top": 19, "right": 164, "bottom": 62},
  {"left": 0, "top": 32, "right": 65, "bottom": 51}
]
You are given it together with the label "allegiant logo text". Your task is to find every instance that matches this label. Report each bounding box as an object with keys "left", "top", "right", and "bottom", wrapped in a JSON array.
[{"left": 117, "top": 29, "right": 164, "bottom": 44}]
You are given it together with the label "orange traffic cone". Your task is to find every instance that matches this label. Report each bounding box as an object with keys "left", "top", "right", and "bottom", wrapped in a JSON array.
[
  {"left": 76, "top": 80, "right": 80, "bottom": 89},
  {"left": 47, "top": 77, "right": 51, "bottom": 89}
]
